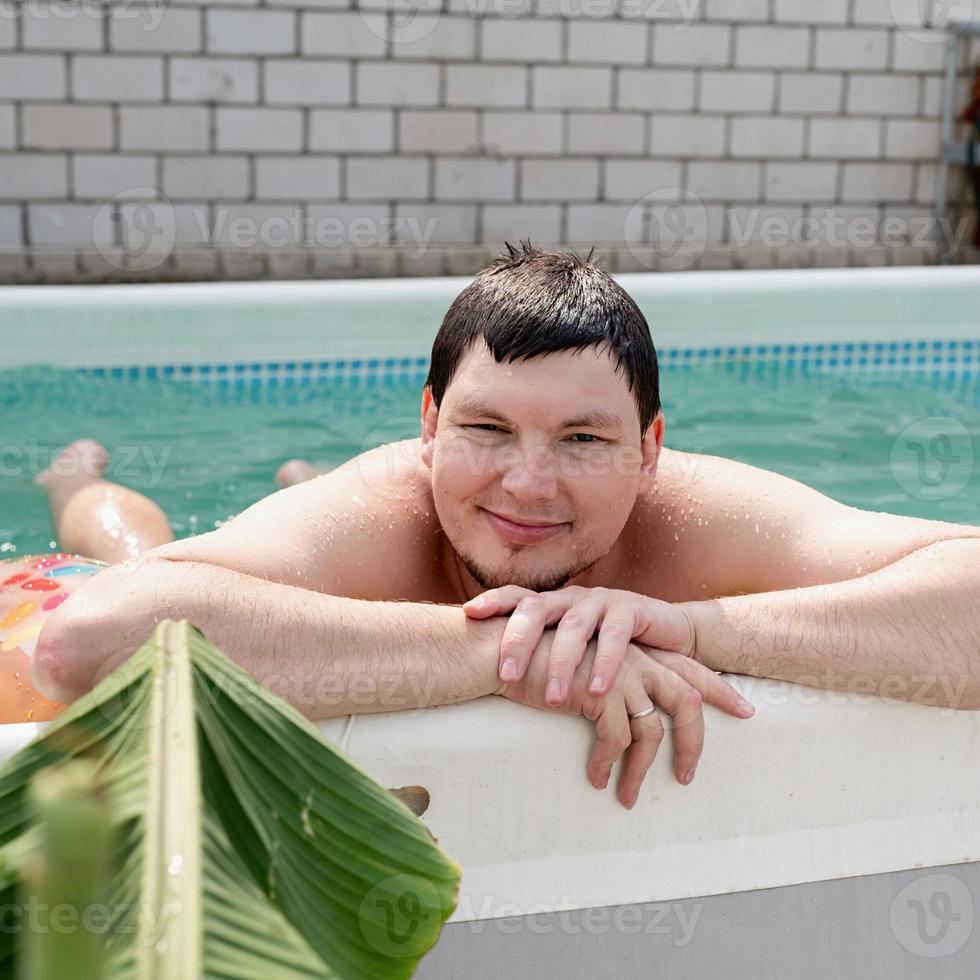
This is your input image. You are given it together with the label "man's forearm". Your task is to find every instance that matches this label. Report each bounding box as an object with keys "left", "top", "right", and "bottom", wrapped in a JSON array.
[
  {"left": 33, "top": 556, "right": 503, "bottom": 719},
  {"left": 682, "top": 539, "right": 980, "bottom": 710}
]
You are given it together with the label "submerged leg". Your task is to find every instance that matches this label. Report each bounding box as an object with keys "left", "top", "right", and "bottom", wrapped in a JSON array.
[{"left": 35, "top": 440, "right": 175, "bottom": 564}]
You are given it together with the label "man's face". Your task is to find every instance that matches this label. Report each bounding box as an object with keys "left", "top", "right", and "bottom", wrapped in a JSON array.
[{"left": 420, "top": 341, "right": 662, "bottom": 592}]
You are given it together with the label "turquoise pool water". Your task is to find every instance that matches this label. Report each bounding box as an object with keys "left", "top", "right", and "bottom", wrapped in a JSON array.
[{"left": 1, "top": 364, "right": 978, "bottom": 555}]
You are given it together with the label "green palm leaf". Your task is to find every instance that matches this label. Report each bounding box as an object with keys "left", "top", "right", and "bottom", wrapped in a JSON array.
[{"left": 0, "top": 620, "right": 460, "bottom": 979}]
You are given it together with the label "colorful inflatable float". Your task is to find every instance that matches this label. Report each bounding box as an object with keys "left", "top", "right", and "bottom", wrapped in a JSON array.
[{"left": 0, "top": 554, "right": 106, "bottom": 723}]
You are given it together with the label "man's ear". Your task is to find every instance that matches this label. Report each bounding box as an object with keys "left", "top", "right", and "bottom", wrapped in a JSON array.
[
  {"left": 420, "top": 386, "right": 438, "bottom": 469},
  {"left": 637, "top": 412, "right": 665, "bottom": 494}
]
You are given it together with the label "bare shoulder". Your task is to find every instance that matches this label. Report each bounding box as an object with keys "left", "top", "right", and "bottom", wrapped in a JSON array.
[
  {"left": 152, "top": 438, "right": 444, "bottom": 600},
  {"left": 625, "top": 447, "right": 786, "bottom": 600},
  {"left": 631, "top": 446, "right": 980, "bottom": 599}
]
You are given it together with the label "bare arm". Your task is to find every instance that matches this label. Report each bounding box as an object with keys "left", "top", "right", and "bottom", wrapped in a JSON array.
[
  {"left": 32, "top": 555, "right": 503, "bottom": 720},
  {"left": 673, "top": 453, "right": 980, "bottom": 709},
  {"left": 685, "top": 539, "right": 980, "bottom": 709}
]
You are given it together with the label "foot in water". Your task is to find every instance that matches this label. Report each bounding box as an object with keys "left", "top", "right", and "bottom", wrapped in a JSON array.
[
  {"left": 276, "top": 459, "right": 327, "bottom": 487},
  {"left": 34, "top": 439, "right": 110, "bottom": 494}
]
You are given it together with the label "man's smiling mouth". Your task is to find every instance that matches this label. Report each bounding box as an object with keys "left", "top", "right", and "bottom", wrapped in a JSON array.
[{"left": 480, "top": 508, "right": 570, "bottom": 545}]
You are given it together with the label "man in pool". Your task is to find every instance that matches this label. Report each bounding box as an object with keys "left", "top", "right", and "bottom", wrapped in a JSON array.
[{"left": 30, "top": 243, "right": 980, "bottom": 810}]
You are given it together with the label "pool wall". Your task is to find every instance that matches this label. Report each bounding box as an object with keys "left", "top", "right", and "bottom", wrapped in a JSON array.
[{"left": 2, "top": 265, "right": 980, "bottom": 375}]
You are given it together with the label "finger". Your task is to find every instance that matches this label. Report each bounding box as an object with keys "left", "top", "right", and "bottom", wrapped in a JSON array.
[
  {"left": 639, "top": 658, "right": 705, "bottom": 786},
  {"left": 545, "top": 597, "right": 605, "bottom": 706},
  {"left": 499, "top": 593, "right": 570, "bottom": 685},
  {"left": 586, "top": 701, "right": 632, "bottom": 794},
  {"left": 650, "top": 651, "right": 755, "bottom": 718},
  {"left": 587, "top": 607, "right": 638, "bottom": 697},
  {"left": 462, "top": 585, "right": 538, "bottom": 618},
  {"left": 618, "top": 691, "right": 665, "bottom": 810}
]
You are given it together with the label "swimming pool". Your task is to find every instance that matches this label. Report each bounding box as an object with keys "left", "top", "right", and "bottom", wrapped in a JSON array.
[
  {"left": 2, "top": 267, "right": 978, "bottom": 554},
  {"left": 1, "top": 266, "right": 979, "bottom": 978}
]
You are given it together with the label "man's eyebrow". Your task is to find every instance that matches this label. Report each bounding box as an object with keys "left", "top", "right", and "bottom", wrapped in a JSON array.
[{"left": 453, "top": 398, "right": 624, "bottom": 430}]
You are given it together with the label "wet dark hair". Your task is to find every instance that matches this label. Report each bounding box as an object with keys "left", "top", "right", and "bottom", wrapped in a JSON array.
[{"left": 425, "top": 240, "right": 660, "bottom": 432}]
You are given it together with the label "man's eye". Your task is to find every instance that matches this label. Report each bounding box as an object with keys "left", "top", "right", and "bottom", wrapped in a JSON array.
[
  {"left": 467, "top": 424, "right": 504, "bottom": 432},
  {"left": 568, "top": 433, "right": 602, "bottom": 444}
]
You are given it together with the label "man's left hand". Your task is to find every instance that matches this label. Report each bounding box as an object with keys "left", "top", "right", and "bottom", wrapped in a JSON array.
[{"left": 463, "top": 585, "right": 704, "bottom": 707}]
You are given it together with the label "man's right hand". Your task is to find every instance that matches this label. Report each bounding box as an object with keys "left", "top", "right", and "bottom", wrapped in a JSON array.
[{"left": 495, "top": 635, "right": 754, "bottom": 809}]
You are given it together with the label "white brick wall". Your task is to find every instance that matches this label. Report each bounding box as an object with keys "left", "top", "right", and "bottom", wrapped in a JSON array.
[
  {"left": 360, "top": 62, "right": 440, "bottom": 106},
  {"left": 700, "top": 71, "right": 775, "bottom": 111},
  {"left": 482, "top": 112, "right": 562, "bottom": 154},
  {"left": 814, "top": 29, "right": 889, "bottom": 71},
  {"left": 846, "top": 74, "right": 919, "bottom": 115},
  {"left": 651, "top": 114, "right": 726, "bottom": 156},
  {"left": 264, "top": 61, "right": 350, "bottom": 105},
  {"left": 110, "top": 7, "right": 202, "bottom": 54},
  {"left": 120, "top": 106, "right": 209, "bottom": 151},
  {"left": 532, "top": 67, "right": 612, "bottom": 109},
  {"left": 617, "top": 69, "right": 696, "bottom": 111},
  {"left": 480, "top": 20, "right": 562, "bottom": 62},
  {"left": 75, "top": 56, "right": 165, "bottom": 102},
  {"left": 216, "top": 108, "right": 304, "bottom": 151},
  {"left": 568, "top": 114, "right": 645, "bottom": 155},
  {"left": 22, "top": 105, "right": 114, "bottom": 151},
  {"left": 731, "top": 117, "right": 804, "bottom": 157},
  {"left": 652, "top": 24, "right": 730, "bottom": 67},
  {"left": 809, "top": 118, "right": 882, "bottom": 159},
  {"left": 400, "top": 111, "right": 480, "bottom": 154},
  {"left": 170, "top": 58, "right": 258, "bottom": 103},
  {"left": 735, "top": 27, "right": 810, "bottom": 69},
  {"left": 437, "top": 158, "right": 516, "bottom": 201},
  {"left": 164, "top": 157, "right": 251, "bottom": 200},
  {"left": 310, "top": 109, "right": 394, "bottom": 151},
  {"left": 0, "top": 3, "right": 968, "bottom": 277},
  {"left": 206, "top": 10, "right": 296, "bottom": 55},
  {"left": 779, "top": 72, "right": 843, "bottom": 113},
  {"left": 255, "top": 157, "right": 341, "bottom": 199}
]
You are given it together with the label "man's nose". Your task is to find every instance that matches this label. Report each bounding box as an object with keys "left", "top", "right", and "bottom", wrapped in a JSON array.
[{"left": 499, "top": 444, "right": 559, "bottom": 501}]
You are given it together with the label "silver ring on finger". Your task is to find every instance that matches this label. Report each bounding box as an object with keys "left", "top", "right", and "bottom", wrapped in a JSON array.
[{"left": 629, "top": 705, "right": 657, "bottom": 721}]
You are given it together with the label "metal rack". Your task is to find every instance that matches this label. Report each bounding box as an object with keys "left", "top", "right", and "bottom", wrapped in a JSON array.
[{"left": 935, "top": 19, "right": 980, "bottom": 263}]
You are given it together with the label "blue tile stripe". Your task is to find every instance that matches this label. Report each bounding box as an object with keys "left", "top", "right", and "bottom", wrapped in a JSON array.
[{"left": 74, "top": 341, "right": 980, "bottom": 383}]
